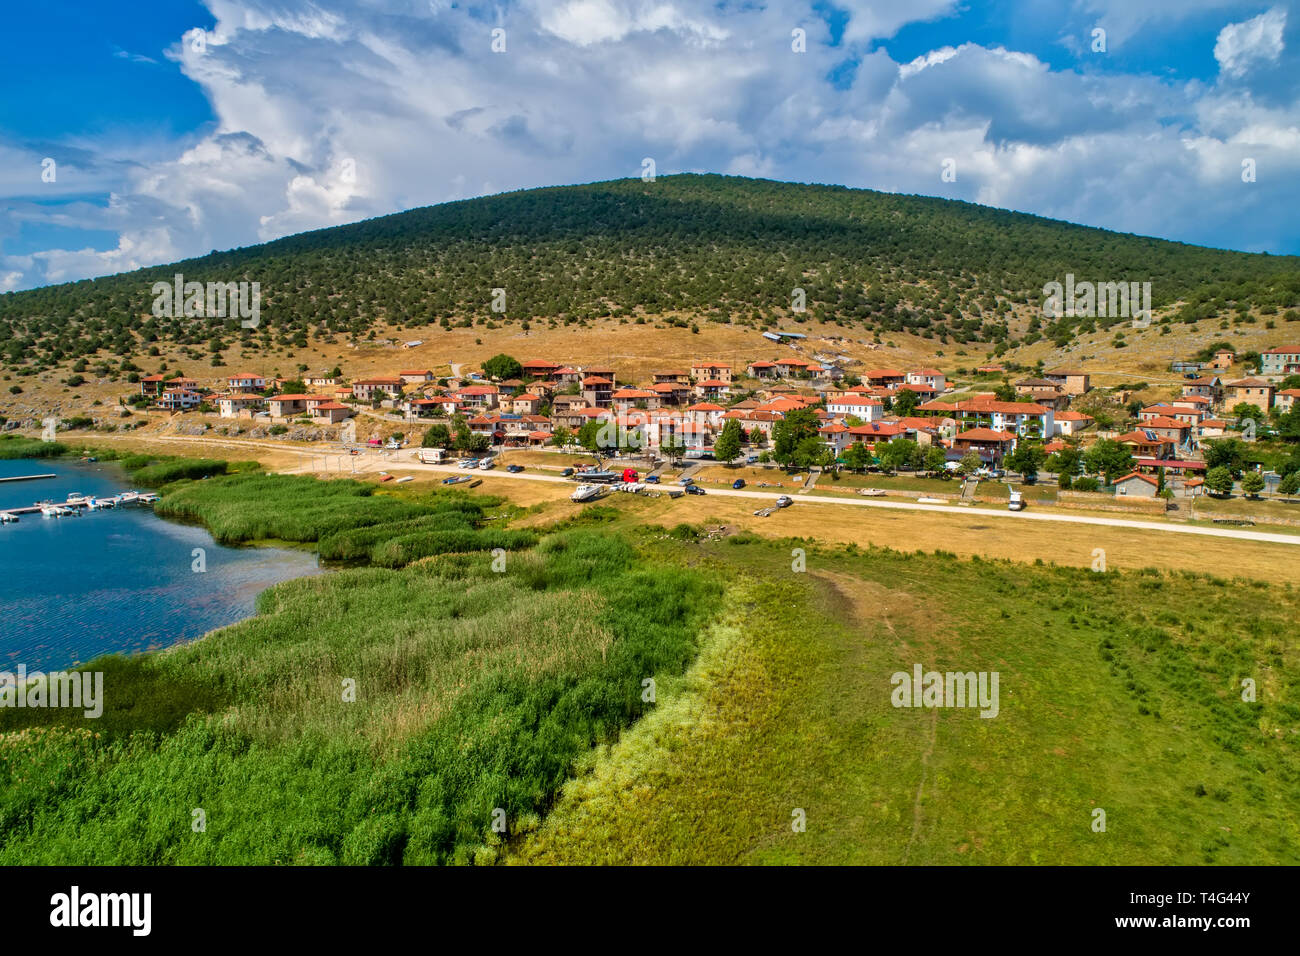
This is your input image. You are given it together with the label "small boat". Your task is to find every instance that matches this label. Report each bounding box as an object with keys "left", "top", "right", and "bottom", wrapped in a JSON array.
[
  {"left": 39, "top": 503, "right": 60, "bottom": 517},
  {"left": 857, "top": 488, "right": 887, "bottom": 497},
  {"left": 0, "top": 512, "right": 17, "bottom": 523},
  {"left": 394, "top": 476, "right": 414, "bottom": 484},
  {"left": 570, "top": 484, "right": 603, "bottom": 503},
  {"left": 137, "top": 493, "right": 159, "bottom": 504}
]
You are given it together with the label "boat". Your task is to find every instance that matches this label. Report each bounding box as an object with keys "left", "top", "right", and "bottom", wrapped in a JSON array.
[
  {"left": 570, "top": 484, "right": 603, "bottom": 503},
  {"left": 0, "top": 512, "right": 17, "bottom": 523},
  {"left": 394, "top": 476, "right": 414, "bottom": 483},
  {"left": 857, "top": 488, "right": 887, "bottom": 497},
  {"left": 39, "top": 503, "right": 60, "bottom": 517},
  {"left": 1008, "top": 490, "right": 1026, "bottom": 512}
]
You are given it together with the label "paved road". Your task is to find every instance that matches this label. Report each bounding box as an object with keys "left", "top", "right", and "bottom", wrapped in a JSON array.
[
  {"left": 381, "top": 458, "right": 1300, "bottom": 547},
  {"left": 89, "top": 434, "right": 1300, "bottom": 547}
]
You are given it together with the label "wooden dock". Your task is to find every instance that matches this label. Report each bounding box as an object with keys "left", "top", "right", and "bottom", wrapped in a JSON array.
[{"left": 0, "top": 474, "right": 55, "bottom": 483}]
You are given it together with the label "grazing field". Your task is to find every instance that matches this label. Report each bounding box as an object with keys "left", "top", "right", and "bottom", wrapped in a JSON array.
[{"left": 514, "top": 535, "right": 1300, "bottom": 865}]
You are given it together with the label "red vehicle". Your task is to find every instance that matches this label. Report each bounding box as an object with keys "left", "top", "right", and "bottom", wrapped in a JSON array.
[{"left": 621, "top": 468, "right": 638, "bottom": 483}]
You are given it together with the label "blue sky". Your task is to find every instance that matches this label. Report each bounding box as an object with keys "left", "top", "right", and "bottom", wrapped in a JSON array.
[{"left": 2, "top": 0, "right": 1297, "bottom": 293}]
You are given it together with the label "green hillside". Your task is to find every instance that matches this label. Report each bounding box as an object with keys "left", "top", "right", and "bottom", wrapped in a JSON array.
[{"left": 2, "top": 174, "right": 1298, "bottom": 372}]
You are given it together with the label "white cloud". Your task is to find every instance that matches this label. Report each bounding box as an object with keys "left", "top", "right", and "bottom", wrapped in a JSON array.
[{"left": 1214, "top": 7, "right": 1287, "bottom": 77}]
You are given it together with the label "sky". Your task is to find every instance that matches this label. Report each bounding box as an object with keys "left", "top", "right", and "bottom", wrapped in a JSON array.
[{"left": 1, "top": 0, "right": 1298, "bottom": 294}]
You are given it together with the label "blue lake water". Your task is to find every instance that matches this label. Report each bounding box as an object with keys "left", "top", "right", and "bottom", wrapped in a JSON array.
[{"left": 0, "top": 458, "right": 321, "bottom": 671}]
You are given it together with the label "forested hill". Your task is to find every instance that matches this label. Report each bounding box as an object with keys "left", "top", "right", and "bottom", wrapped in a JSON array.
[{"left": 2, "top": 174, "right": 1297, "bottom": 369}]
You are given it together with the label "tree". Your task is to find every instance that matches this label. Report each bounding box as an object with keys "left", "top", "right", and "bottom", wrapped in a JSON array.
[
  {"left": 714, "top": 418, "right": 743, "bottom": 464},
  {"left": 1203, "top": 438, "right": 1246, "bottom": 473},
  {"left": 1204, "top": 466, "right": 1234, "bottom": 496},
  {"left": 877, "top": 437, "right": 918, "bottom": 474},
  {"left": 482, "top": 354, "right": 522, "bottom": 381},
  {"left": 577, "top": 419, "right": 603, "bottom": 453},
  {"left": 1005, "top": 441, "right": 1046, "bottom": 480},
  {"left": 1279, "top": 472, "right": 1300, "bottom": 496},
  {"left": 422, "top": 423, "right": 450, "bottom": 448},
  {"left": 959, "top": 451, "right": 983, "bottom": 475},
  {"left": 1083, "top": 439, "right": 1134, "bottom": 483},
  {"left": 892, "top": 389, "right": 919, "bottom": 417},
  {"left": 993, "top": 383, "right": 1016, "bottom": 402},
  {"left": 549, "top": 425, "right": 572, "bottom": 448},
  {"left": 793, "top": 435, "right": 825, "bottom": 468},
  {"left": 1241, "top": 471, "right": 1265, "bottom": 498},
  {"left": 661, "top": 433, "right": 685, "bottom": 462},
  {"left": 843, "top": 441, "right": 872, "bottom": 472},
  {"left": 772, "top": 407, "right": 820, "bottom": 465},
  {"left": 1231, "top": 403, "right": 1260, "bottom": 426},
  {"left": 1045, "top": 444, "right": 1083, "bottom": 478},
  {"left": 922, "top": 445, "right": 947, "bottom": 475}
]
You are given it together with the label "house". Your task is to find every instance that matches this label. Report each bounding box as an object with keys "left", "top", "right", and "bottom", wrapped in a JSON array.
[
  {"left": 720, "top": 408, "right": 783, "bottom": 440},
  {"left": 863, "top": 368, "right": 906, "bottom": 389},
  {"left": 907, "top": 369, "right": 946, "bottom": 391},
  {"left": 847, "top": 421, "right": 910, "bottom": 448},
  {"left": 1054, "top": 410, "right": 1094, "bottom": 437},
  {"left": 399, "top": 369, "right": 435, "bottom": 384},
  {"left": 551, "top": 393, "right": 587, "bottom": 413},
  {"left": 1197, "top": 419, "right": 1229, "bottom": 440},
  {"left": 226, "top": 373, "right": 266, "bottom": 393},
  {"left": 351, "top": 378, "right": 404, "bottom": 401},
  {"left": 897, "top": 383, "right": 940, "bottom": 403},
  {"left": 819, "top": 421, "right": 851, "bottom": 454},
  {"left": 1181, "top": 376, "right": 1222, "bottom": 402},
  {"left": 691, "top": 362, "right": 732, "bottom": 384},
  {"left": 456, "top": 384, "right": 500, "bottom": 409},
  {"left": 1275, "top": 388, "right": 1300, "bottom": 413},
  {"left": 1260, "top": 347, "right": 1300, "bottom": 377},
  {"left": 581, "top": 377, "right": 614, "bottom": 408},
  {"left": 611, "top": 388, "right": 659, "bottom": 412},
  {"left": 1141, "top": 405, "right": 1203, "bottom": 427},
  {"left": 218, "top": 394, "right": 263, "bottom": 418},
  {"left": 653, "top": 370, "right": 691, "bottom": 385},
  {"left": 305, "top": 376, "right": 338, "bottom": 388},
  {"left": 825, "top": 395, "right": 884, "bottom": 421},
  {"left": 747, "top": 361, "right": 779, "bottom": 379},
  {"left": 684, "top": 402, "right": 726, "bottom": 429},
  {"left": 917, "top": 398, "right": 1053, "bottom": 442},
  {"left": 521, "top": 360, "right": 563, "bottom": 380},
  {"left": 139, "top": 374, "right": 169, "bottom": 397},
  {"left": 1116, "top": 430, "right": 1176, "bottom": 459},
  {"left": 1015, "top": 378, "right": 1060, "bottom": 396},
  {"left": 268, "top": 394, "right": 326, "bottom": 418},
  {"left": 403, "top": 398, "right": 442, "bottom": 418},
  {"left": 1138, "top": 416, "right": 1193, "bottom": 446},
  {"left": 774, "top": 357, "right": 818, "bottom": 378},
  {"left": 506, "top": 392, "right": 543, "bottom": 415},
  {"left": 159, "top": 388, "right": 202, "bottom": 411},
  {"left": 1113, "top": 472, "right": 1160, "bottom": 498},
  {"left": 651, "top": 382, "right": 693, "bottom": 406},
  {"left": 1044, "top": 370, "right": 1091, "bottom": 395},
  {"left": 1209, "top": 350, "right": 1236, "bottom": 370},
  {"left": 312, "top": 402, "right": 353, "bottom": 424},
  {"left": 952, "top": 428, "right": 1016, "bottom": 463},
  {"left": 693, "top": 379, "right": 731, "bottom": 401},
  {"left": 1182, "top": 476, "right": 1204, "bottom": 497},
  {"left": 402, "top": 340, "right": 424, "bottom": 349},
  {"left": 1223, "top": 378, "right": 1275, "bottom": 415}
]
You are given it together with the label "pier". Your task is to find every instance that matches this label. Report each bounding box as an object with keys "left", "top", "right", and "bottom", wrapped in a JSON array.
[
  {"left": 0, "top": 474, "right": 56, "bottom": 483},
  {"left": 0, "top": 491, "right": 158, "bottom": 520}
]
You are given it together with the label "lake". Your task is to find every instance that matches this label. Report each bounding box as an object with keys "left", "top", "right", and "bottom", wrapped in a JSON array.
[{"left": 0, "top": 457, "right": 321, "bottom": 671}]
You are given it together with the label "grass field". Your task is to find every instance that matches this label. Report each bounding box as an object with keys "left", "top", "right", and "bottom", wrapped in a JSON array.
[{"left": 514, "top": 534, "right": 1300, "bottom": 864}]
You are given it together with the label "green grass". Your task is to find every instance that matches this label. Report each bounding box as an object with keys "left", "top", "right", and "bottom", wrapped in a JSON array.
[
  {"left": 0, "top": 477, "right": 721, "bottom": 864},
  {"left": 0, "top": 436, "right": 67, "bottom": 459},
  {"left": 514, "top": 537, "right": 1300, "bottom": 865}
]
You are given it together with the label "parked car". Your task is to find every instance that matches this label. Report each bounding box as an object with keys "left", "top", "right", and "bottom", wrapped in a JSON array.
[
  {"left": 678, "top": 476, "right": 694, "bottom": 486},
  {"left": 775, "top": 495, "right": 794, "bottom": 508},
  {"left": 684, "top": 485, "right": 706, "bottom": 495},
  {"left": 644, "top": 474, "right": 660, "bottom": 484},
  {"left": 732, "top": 479, "right": 746, "bottom": 489},
  {"left": 746, "top": 455, "right": 760, "bottom": 464},
  {"left": 506, "top": 464, "right": 524, "bottom": 473},
  {"left": 561, "top": 467, "right": 575, "bottom": 477}
]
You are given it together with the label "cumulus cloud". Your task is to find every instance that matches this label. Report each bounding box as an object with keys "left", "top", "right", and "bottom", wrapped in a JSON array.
[
  {"left": 1214, "top": 7, "right": 1287, "bottom": 76},
  {"left": 2, "top": 0, "right": 1299, "bottom": 293}
]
